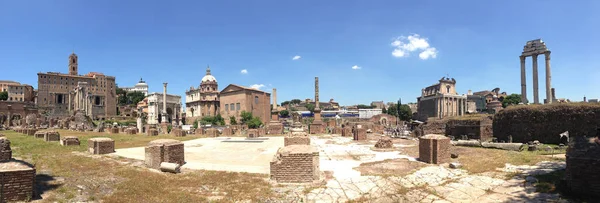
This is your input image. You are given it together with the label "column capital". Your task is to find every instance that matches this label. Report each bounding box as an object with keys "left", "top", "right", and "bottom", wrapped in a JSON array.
[
  {"left": 545, "top": 51, "right": 551, "bottom": 59},
  {"left": 532, "top": 54, "right": 538, "bottom": 59},
  {"left": 519, "top": 55, "right": 526, "bottom": 60}
]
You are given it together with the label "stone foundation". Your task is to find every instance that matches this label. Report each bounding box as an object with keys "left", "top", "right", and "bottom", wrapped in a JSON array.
[
  {"left": 248, "top": 129, "right": 259, "bottom": 138},
  {"left": 195, "top": 128, "right": 204, "bottom": 135},
  {"left": 108, "top": 127, "right": 119, "bottom": 134},
  {"left": 446, "top": 117, "right": 493, "bottom": 142},
  {"left": 419, "top": 134, "right": 450, "bottom": 164},
  {"left": 205, "top": 128, "right": 218, "bottom": 137},
  {"left": 0, "top": 137, "right": 12, "bottom": 161},
  {"left": 171, "top": 129, "right": 186, "bottom": 137},
  {"left": 375, "top": 137, "right": 393, "bottom": 148},
  {"left": 60, "top": 136, "right": 80, "bottom": 146},
  {"left": 147, "top": 128, "right": 159, "bottom": 136},
  {"left": 332, "top": 127, "right": 343, "bottom": 135},
  {"left": 341, "top": 127, "right": 352, "bottom": 137},
  {"left": 270, "top": 145, "right": 320, "bottom": 183},
  {"left": 0, "top": 160, "right": 36, "bottom": 202},
  {"left": 284, "top": 136, "right": 310, "bottom": 146},
  {"left": 268, "top": 123, "right": 284, "bottom": 135},
  {"left": 145, "top": 139, "right": 185, "bottom": 169},
  {"left": 26, "top": 128, "right": 37, "bottom": 136},
  {"left": 44, "top": 131, "right": 60, "bottom": 142},
  {"left": 88, "top": 137, "right": 115, "bottom": 155},
  {"left": 309, "top": 123, "right": 324, "bottom": 134},
  {"left": 353, "top": 128, "right": 367, "bottom": 141},
  {"left": 34, "top": 131, "right": 46, "bottom": 139},
  {"left": 125, "top": 127, "right": 137, "bottom": 135},
  {"left": 221, "top": 128, "right": 233, "bottom": 136},
  {"left": 564, "top": 136, "right": 600, "bottom": 197}
]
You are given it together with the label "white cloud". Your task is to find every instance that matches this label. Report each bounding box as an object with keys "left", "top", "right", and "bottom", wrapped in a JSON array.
[
  {"left": 249, "top": 84, "right": 265, "bottom": 90},
  {"left": 390, "top": 34, "right": 438, "bottom": 60},
  {"left": 292, "top": 55, "right": 301, "bottom": 60},
  {"left": 351, "top": 65, "right": 361, "bottom": 70},
  {"left": 240, "top": 69, "right": 248, "bottom": 74},
  {"left": 419, "top": 47, "right": 438, "bottom": 60}
]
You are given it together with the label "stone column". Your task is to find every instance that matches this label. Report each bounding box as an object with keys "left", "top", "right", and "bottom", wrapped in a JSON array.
[
  {"left": 162, "top": 83, "right": 168, "bottom": 123},
  {"left": 315, "top": 77, "right": 320, "bottom": 110},
  {"left": 532, "top": 54, "right": 539, "bottom": 104},
  {"left": 68, "top": 93, "right": 71, "bottom": 112},
  {"left": 545, "top": 51, "right": 552, "bottom": 104},
  {"left": 272, "top": 88, "right": 277, "bottom": 109},
  {"left": 520, "top": 56, "right": 527, "bottom": 104}
]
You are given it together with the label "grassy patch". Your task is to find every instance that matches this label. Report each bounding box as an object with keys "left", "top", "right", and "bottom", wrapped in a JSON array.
[
  {"left": 453, "top": 146, "right": 555, "bottom": 173},
  {"left": 534, "top": 169, "right": 565, "bottom": 193},
  {"left": 3, "top": 130, "right": 276, "bottom": 202}
]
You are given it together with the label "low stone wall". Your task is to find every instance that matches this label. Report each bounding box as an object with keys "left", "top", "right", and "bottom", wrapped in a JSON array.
[
  {"left": 270, "top": 145, "right": 320, "bottom": 183},
  {"left": 284, "top": 136, "right": 310, "bottom": 146},
  {"left": 445, "top": 116, "right": 493, "bottom": 141},
  {"left": 171, "top": 129, "right": 186, "bottom": 137},
  {"left": 26, "top": 128, "right": 37, "bottom": 136},
  {"left": 60, "top": 136, "right": 80, "bottom": 146},
  {"left": 247, "top": 129, "right": 259, "bottom": 138},
  {"left": 221, "top": 128, "right": 233, "bottom": 136},
  {"left": 0, "top": 137, "right": 12, "bottom": 161},
  {"left": 353, "top": 128, "right": 367, "bottom": 141},
  {"left": 44, "top": 131, "right": 60, "bottom": 142},
  {"left": 147, "top": 129, "right": 159, "bottom": 136},
  {"left": 419, "top": 134, "right": 450, "bottom": 164},
  {"left": 145, "top": 139, "right": 185, "bottom": 169},
  {"left": 564, "top": 136, "right": 600, "bottom": 197},
  {"left": 0, "top": 160, "right": 36, "bottom": 202},
  {"left": 341, "top": 127, "right": 352, "bottom": 137},
  {"left": 268, "top": 124, "right": 284, "bottom": 135},
  {"left": 205, "top": 128, "right": 218, "bottom": 137},
  {"left": 422, "top": 119, "right": 447, "bottom": 135},
  {"left": 493, "top": 104, "right": 600, "bottom": 144},
  {"left": 88, "top": 138, "right": 115, "bottom": 154}
]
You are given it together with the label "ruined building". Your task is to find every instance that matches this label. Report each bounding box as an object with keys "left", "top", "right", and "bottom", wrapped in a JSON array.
[
  {"left": 417, "top": 77, "right": 467, "bottom": 120},
  {"left": 37, "top": 53, "right": 117, "bottom": 119}
]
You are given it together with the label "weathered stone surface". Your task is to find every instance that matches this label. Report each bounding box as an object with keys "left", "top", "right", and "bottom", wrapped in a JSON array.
[
  {"left": 125, "top": 127, "right": 137, "bottom": 135},
  {"left": 145, "top": 139, "right": 185, "bottom": 169},
  {"left": 353, "top": 128, "right": 367, "bottom": 141},
  {"left": 0, "top": 137, "right": 12, "bottom": 161},
  {"left": 34, "top": 131, "right": 46, "bottom": 139},
  {"left": 60, "top": 136, "right": 80, "bottom": 146},
  {"left": 221, "top": 128, "right": 233, "bottom": 136},
  {"left": 309, "top": 123, "right": 324, "bottom": 134},
  {"left": 268, "top": 123, "right": 284, "bottom": 135},
  {"left": 88, "top": 137, "right": 115, "bottom": 154},
  {"left": 0, "top": 160, "right": 36, "bottom": 202},
  {"left": 160, "top": 162, "right": 181, "bottom": 173},
  {"left": 270, "top": 145, "right": 320, "bottom": 183},
  {"left": 565, "top": 136, "right": 600, "bottom": 197},
  {"left": 341, "top": 127, "right": 352, "bottom": 137},
  {"left": 44, "top": 131, "right": 60, "bottom": 142},
  {"left": 195, "top": 128, "right": 204, "bottom": 135},
  {"left": 419, "top": 134, "right": 450, "bottom": 164},
  {"left": 147, "top": 128, "right": 159, "bottom": 136},
  {"left": 374, "top": 136, "right": 393, "bottom": 148},
  {"left": 446, "top": 116, "right": 493, "bottom": 142},
  {"left": 171, "top": 128, "right": 186, "bottom": 137},
  {"left": 108, "top": 127, "right": 119, "bottom": 134},
  {"left": 205, "top": 128, "right": 218, "bottom": 137},
  {"left": 284, "top": 136, "right": 310, "bottom": 146},
  {"left": 247, "top": 129, "right": 259, "bottom": 138}
]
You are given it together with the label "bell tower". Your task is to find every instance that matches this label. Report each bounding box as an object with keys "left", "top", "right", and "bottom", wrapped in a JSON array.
[{"left": 68, "top": 52, "right": 78, "bottom": 75}]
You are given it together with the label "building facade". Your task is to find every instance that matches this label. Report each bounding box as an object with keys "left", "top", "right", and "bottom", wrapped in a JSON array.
[
  {"left": 121, "top": 78, "right": 149, "bottom": 96},
  {"left": 0, "top": 80, "right": 21, "bottom": 92},
  {"left": 371, "top": 101, "right": 385, "bottom": 109},
  {"left": 7, "top": 84, "right": 34, "bottom": 102},
  {"left": 146, "top": 92, "right": 182, "bottom": 125},
  {"left": 417, "top": 77, "right": 467, "bottom": 119},
  {"left": 358, "top": 108, "right": 383, "bottom": 119},
  {"left": 37, "top": 53, "right": 117, "bottom": 119},
  {"left": 185, "top": 66, "right": 220, "bottom": 121},
  {"left": 219, "top": 84, "right": 271, "bottom": 125}
]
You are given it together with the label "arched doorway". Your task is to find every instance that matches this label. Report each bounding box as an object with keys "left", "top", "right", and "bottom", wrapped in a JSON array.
[{"left": 166, "top": 108, "right": 173, "bottom": 123}]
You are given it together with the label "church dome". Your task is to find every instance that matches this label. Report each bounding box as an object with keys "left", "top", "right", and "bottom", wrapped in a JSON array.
[
  {"left": 201, "top": 75, "right": 217, "bottom": 83},
  {"left": 135, "top": 78, "right": 148, "bottom": 87}
]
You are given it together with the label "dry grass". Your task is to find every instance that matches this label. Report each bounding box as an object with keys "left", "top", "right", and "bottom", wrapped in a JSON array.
[
  {"left": 3, "top": 130, "right": 276, "bottom": 202},
  {"left": 452, "top": 146, "right": 556, "bottom": 173}
]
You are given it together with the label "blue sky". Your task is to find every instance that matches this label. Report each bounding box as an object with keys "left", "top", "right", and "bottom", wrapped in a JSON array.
[{"left": 1, "top": 0, "right": 599, "bottom": 106}]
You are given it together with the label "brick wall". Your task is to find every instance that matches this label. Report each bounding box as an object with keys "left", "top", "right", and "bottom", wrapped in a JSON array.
[
  {"left": 270, "top": 145, "right": 320, "bottom": 183},
  {"left": 422, "top": 119, "right": 447, "bottom": 135},
  {"left": 88, "top": 138, "right": 115, "bottom": 154},
  {"left": 0, "top": 161, "right": 36, "bottom": 202},
  {"left": 44, "top": 131, "right": 60, "bottom": 142},
  {"left": 419, "top": 134, "right": 450, "bottom": 164},
  {"left": 341, "top": 127, "right": 352, "bottom": 137},
  {"left": 284, "top": 137, "right": 310, "bottom": 146},
  {"left": 309, "top": 123, "right": 324, "bottom": 134},
  {"left": 0, "top": 137, "right": 11, "bottom": 161},
  {"left": 145, "top": 139, "right": 185, "bottom": 169},
  {"left": 353, "top": 128, "right": 367, "bottom": 141},
  {"left": 445, "top": 117, "right": 493, "bottom": 141},
  {"left": 564, "top": 136, "right": 600, "bottom": 197},
  {"left": 60, "top": 136, "right": 80, "bottom": 146}
]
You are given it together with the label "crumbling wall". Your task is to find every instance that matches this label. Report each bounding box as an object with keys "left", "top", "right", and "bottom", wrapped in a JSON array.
[
  {"left": 422, "top": 119, "right": 446, "bottom": 135},
  {"left": 0, "top": 161, "right": 36, "bottom": 202},
  {"left": 446, "top": 116, "right": 493, "bottom": 141},
  {"left": 493, "top": 104, "right": 600, "bottom": 144},
  {"left": 564, "top": 136, "right": 600, "bottom": 197},
  {"left": 270, "top": 145, "right": 319, "bottom": 183}
]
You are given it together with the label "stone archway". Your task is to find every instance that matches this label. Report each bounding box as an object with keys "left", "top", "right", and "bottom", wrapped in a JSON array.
[
  {"left": 166, "top": 108, "right": 173, "bottom": 123},
  {"left": 380, "top": 117, "right": 388, "bottom": 126}
]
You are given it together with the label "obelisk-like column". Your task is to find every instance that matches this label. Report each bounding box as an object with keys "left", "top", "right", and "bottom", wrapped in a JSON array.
[
  {"left": 272, "top": 88, "right": 277, "bottom": 109},
  {"left": 520, "top": 56, "right": 527, "bottom": 104},
  {"left": 545, "top": 51, "right": 552, "bottom": 104},
  {"left": 532, "top": 54, "right": 539, "bottom": 104},
  {"left": 162, "top": 83, "right": 168, "bottom": 123},
  {"left": 315, "top": 77, "right": 320, "bottom": 110}
]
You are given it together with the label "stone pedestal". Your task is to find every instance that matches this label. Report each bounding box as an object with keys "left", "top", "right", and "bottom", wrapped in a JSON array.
[
  {"left": 205, "top": 128, "right": 218, "bottom": 137},
  {"left": 171, "top": 129, "right": 186, "bottom": 137},
  {"left": 60, "top": 136, "right": 80, "bottom": 146},
  {"left": 34, "top": 131, "right": 46, "bottom": 139},
  {"left": 125, "top": 127, "right": 137, "bottom": 135},
  {"left": 88, "top": 138, "right": 115, "bottom": 155},
  {"left": 342, "top": 127, "right": 352, "bottom": 137},
  {"left": 0, "top": 160, "right": 36, "bottom": 202},
  {"left": 419, "top": 134, "right": 450, "bottom": 164},
  {"left": 268, "top": 123, "right": 284, "bottom": 135},
  {"left": 147, "top": 128, "right": 159, "bottom": 136},
  {"left": 108, "top": 127, "right": 119, "bottom": 134},
  {"left": 309, "top": 121, "right": 324, "bottom": 134},
  {"left": 44, "top": 131, "right": 60, "bottom": 142},
  {"left": 353, "top": 128, "right": 367, "bottom": 141},
  {"left": 270, "top": 145, "right": 320, "bottom": 183},
  {"left": 221, "top": 128, "right": 233, "bottom": 136},
  {"left": 332, "top": 127, "right": 343, "bottom": 135},
  {"left": 564, "top": 136, "right": 600, "bottom": 197},
  {"left": 160, "top": 123, "right": 169, "bottom": 135},
  {"left": 0, "top": 137, "right": 12, "bottom": 161},
  {"left": 145, "top": 139, "right": 185, "bottom": 169},
  {"left": 195, "top": 128, "right": 204, "bottom": 135},
  {"left": 247, "top": 129, "right": 259, "bottom": 138}
]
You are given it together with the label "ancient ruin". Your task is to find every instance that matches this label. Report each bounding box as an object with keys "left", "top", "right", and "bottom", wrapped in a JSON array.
[
  {"left": 374, "top": 136, "right": 393, "bottom": 148},
  {"left": 419, "top": 134, "right": 450, "bottom": 164},
  {"left": 88, "top": 137, "right": 115, "bottom": 154},
  {"left": 0, "top": 137, "right": 11, "bottom": 161},
  {"left": 309, "top": 77, "right": 325, "bottom": 134},
  {"left": 353, "top": 127, "right": 367, "bottom": 141},
  {"left": 171, "top": 128, "right": 186, "bottom": 137},
  {"left": 564, "top": 135, "right": 600, "bottom": 197},
  {"left": 0, "top": 137, "right": 36, "bottom": 202},
  {"left": 270, "top": 145, "right": 320, "bottom": 183},
  {"left": 145, "top": 139, "right": 185, "bottom": 170},
  {"left": 417, "top": 77, "right": 467, "bottom": 120},
  {"left": 60, "top": 136, "right": 80, "bottom": 146},
  {"left": 520, "top": 39, "right": 552, "bottom": 104},
  {"left": 44, "top": 131, "right": 60, "bottom": 142}
]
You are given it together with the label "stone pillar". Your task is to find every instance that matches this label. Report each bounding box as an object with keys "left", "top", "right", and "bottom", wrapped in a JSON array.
[
  {"left": 68, "top": 93, "right": 71, "bottom": 112},
  {"left": 520, "top": 56, "right": 527, "bottom": 104},
  {"left": 545, "top": 51, "right": 552, "bottom": 104},
  {"left": 532, "top": 54, "right": 539, "bottom": 104},
  {"left": 272, "top": 88, "right": 277, "bottom": 110},
  {"left": 315, "top": 77, "right": 320, "bottom": 110},
  {"left": 162, "top": 83, "right": 168, "bottom": 123}
]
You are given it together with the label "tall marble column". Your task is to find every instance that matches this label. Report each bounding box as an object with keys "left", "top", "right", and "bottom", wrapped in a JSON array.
[
  {"left": 272, "top": 88, "right": 277, "bottom": 109},
  {"left": 532, "top": 54, "right": 539, "bottom": 104},
  {"left": 545, "top": 51, "right": 552, "bottom": 104},
  {"left": 520, "top": 56, "right": 527, "bottom": 104},
  {"left": 162, "top": 83, "right": 168, "bottom": 123}
]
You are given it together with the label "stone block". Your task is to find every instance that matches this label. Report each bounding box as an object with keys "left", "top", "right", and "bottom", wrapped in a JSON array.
[
  {"left": 353, "top": 128, "right": 367, "bottom": 141},
  {"left": 147, "top": 128, "right": 159, "bottom": 136},
  {"left": 34, "top": 131, "right": 46, "bottom": 139},
  {"left": 205, "top": 128, "right": 218, "bottom": 137},
  {"left": 44, "top": 131, "right": 60, "bottom": 142},
  {"left": 0, "top": 160, "right": 36, "bottom": 202},
  {"left": 0, "top": 137, "right": 12, "bottom": 161},
  {"left": 60, "top": 136, "right": 80, "bottom": 146},
  {"left": 374, "top": 136, "right": 393, "bottom": 148},
  {"left": 564, "top": 136, "right": 600, "bottom": 197},
  {"left": 88, "top": 137, "right": 115, "bottom": 155},
  {"left": 309, "top": 123, "right": 324, "bottom": 134},
  {"left": 341, "top": 127, "right": 352, "bottom": 137},
  {"left": 247, "top": 129, "right": 259, "bottom": 138},
  {"left": 258, "top": 128, "right": 266, "bottom": 136},
  {"left": 270, "top": 145, "right": 320, "bottom": 183},
  {"left": 26, "top": 128, "right": 37, "bottom": 136},
  {"left": 195, "top": 128, "right": 204, "bottom": 135},
  {"left": 171, "top": 129, "right": 186, "bottom": 137},
  {"left": 268, "top": 123, "right": 284, "bottom": 135},
  {"left": 419, "top": 134, "right": 451, "bottom": 164},
  {"left": 125, "top": 127, "right": 137, "bottom": 135},
  {"left": 332, "top": 127, "right": 343, "bottom": 135},
  {"left": 108, "top": 127, "right": 119, "bottom": 134},
  {"left": 284, "top": 136, "right": 310, "bottom": 146},
  {"left": 145, "top": 139, "right": 185, "bottom": 169},
  {"left": 221, "top": 128, "right": 233, "bottom": 136}
]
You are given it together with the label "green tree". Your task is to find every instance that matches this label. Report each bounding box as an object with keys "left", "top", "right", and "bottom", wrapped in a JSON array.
[
  {"left": 247, "top": 117, "right": 263, "bottom": 129},
  {"left": 117, "top": 95, "right": 128, "bottom": 106},
  {"left": 116, "top": 87, "right": 126, "bottom": 96},
  {"left": 387, "top": 105, "right": 398, "bottom": 117},
  {"left": 306, "top": 103, "right": 315, "bottom": 113},
  {"left": 214, "top": 114, "right": 225, "bottom": 125},
  {"left": 281, "top": 101, "right": 290, "bottom": 106},
  {"left": 279, "top": 110, "right": 290, "bottom": 117},
  {"left": 0, "top": 91, "right": 7, "bottom": 101},
  {"left": 502, "top": 94, "right": 522, "bottom": 108},
  {"left": 193, "top": 119, "right": 199, "bottom": 129},
  {"left": 357, "top": 104, "right": 373, "bottom": 109},
  {"left": 398, "top": 104, "right": 412, "bottom": 121},
  {"left": 382, "top": 107, "right": 387, "bottom": 114},
  {"left": 127, "top": 91, "right": 146, "bottom": 105},
  {"left": 240, "top": 111, "right": 253, "bottom": 124},
  {"left": 229, "top": 116, "right": 237, "bottom": 125},
  {"left": 291, "top": 99, "right": 302, "bottom": 104}
]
